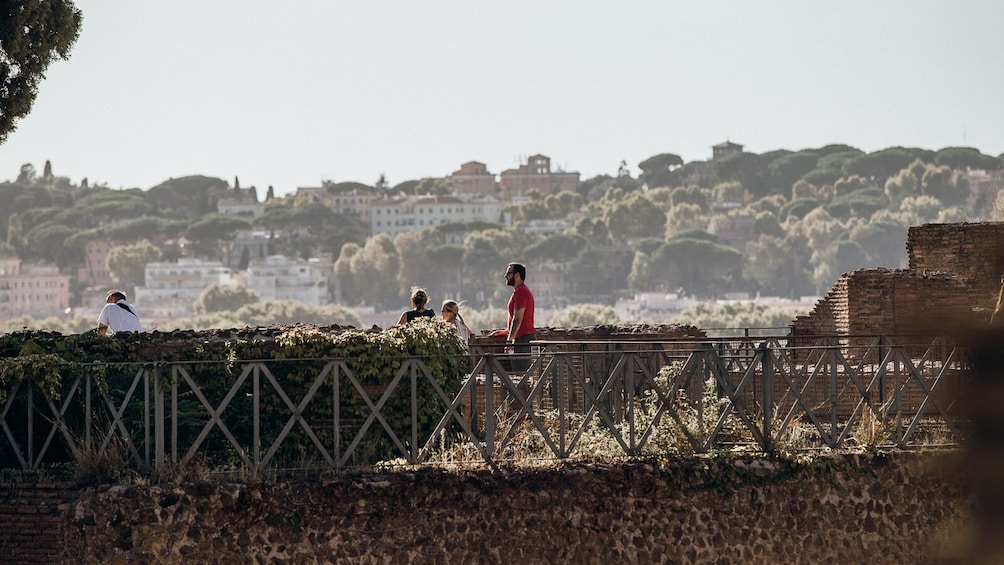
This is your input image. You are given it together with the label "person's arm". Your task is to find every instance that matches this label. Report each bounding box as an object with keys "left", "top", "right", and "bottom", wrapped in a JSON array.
[
  {"left": 507, "top": 307, "right": 525, "bottom": 343},
  {"left": 96, "top": 305, "right": 110, "bottom": 336},
  {"left": 398, "top": 312, "right": 408, "bottom": 326}
]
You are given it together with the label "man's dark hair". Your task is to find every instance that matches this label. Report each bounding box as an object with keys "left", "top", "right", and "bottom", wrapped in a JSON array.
[
  {"left": 509, "top": 262, "right": 526, "bottom": 280},
  {"left": 107, "top": 290, "right": 127, "bottom": 302}
]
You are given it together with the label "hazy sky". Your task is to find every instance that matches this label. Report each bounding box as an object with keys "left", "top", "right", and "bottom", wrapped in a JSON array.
[{"left": 1, "top": 1, "right": 1002, "bottom": 196}]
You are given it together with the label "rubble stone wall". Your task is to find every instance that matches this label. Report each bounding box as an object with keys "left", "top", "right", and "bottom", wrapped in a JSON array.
[{"left": 45, "top": 452, "right": 969, "bottom": 564}]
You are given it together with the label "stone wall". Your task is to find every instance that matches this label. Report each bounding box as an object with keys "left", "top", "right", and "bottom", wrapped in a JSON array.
[
  {"left": 0, "top": 482, "right": 78, "bottom": 564},
  {"left": 54, "top": 452, "right": 971, "bottom": 564}
]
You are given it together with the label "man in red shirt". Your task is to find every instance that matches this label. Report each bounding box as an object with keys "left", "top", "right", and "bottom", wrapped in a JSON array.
[{"left": 504, "top": 262, "right": 535, "bottom": 371}]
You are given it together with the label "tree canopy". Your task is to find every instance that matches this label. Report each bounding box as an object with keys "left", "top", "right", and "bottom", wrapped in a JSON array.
[
  {"left": 0, "top": 0, "right": 82, "bottom": 143},
  {"left": 193, "top": 283, "right": 260, "bottom": 315}
]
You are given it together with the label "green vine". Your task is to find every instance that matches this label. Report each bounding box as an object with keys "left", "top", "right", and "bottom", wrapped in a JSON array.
[{"left": 0, "top": 320, "right": 469, "bottom": 471}]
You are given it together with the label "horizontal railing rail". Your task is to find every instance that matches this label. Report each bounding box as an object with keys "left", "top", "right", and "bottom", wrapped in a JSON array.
[{"left": 0, "top": 334, "right": 971, "bottom": 474}]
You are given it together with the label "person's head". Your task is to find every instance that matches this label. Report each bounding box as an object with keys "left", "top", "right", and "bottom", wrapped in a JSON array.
[
  {"left": 505, "top": 263, "right": 526, "bottom": 287},
  {"left": 106, "top": 289, "right": 127, "bottom": 304},
  {"left": 442, "top": 299, "right": 462, "bottom": 322},
  {"left": 410, "top": 287, "right": 429, "bottom": 309}
]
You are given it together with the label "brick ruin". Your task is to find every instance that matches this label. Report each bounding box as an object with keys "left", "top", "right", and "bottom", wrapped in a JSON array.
[{"left": 791, "top": 222, "right": 1004, "bottom": 339}]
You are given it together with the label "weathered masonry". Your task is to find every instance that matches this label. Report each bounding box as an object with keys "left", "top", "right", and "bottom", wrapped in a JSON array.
[
  {"left": 0, "top": 451, "right": 979, "bottom": 564},
  {"left": 792, "top": 222, "right": 1004, "bottom": 338}
]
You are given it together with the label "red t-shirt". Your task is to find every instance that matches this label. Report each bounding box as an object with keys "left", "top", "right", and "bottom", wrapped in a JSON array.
[{"left": 507, "top": 283, "right": 535, "bottom": 339}]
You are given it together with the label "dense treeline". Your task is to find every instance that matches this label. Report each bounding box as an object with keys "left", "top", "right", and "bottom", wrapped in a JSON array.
[{"left": 2, "top": 145, "right": 1002, "bottom": 318}]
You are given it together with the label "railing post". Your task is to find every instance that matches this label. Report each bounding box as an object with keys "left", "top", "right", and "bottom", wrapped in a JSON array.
[
  {"left": 154, "top": 366, "right": 164, "bottom": 473},
  {"left": 411, "top": 360, "right": 419, "bottom": 464},
  {"left": 878, "top": 335, "right": 886, "bottom": 406},
  {"left": 485, "top": 354, "right": 495, "bottom": 461},
  {"left": 759, "top": 342, "right": 774, "bottom": 454},
  {"left": 557, "top": 348, "right": 566, "bottom": 457},
  {"left": 627, "top": 354, "right": 636, "bottom": 454},
  {"left": 85, "top": 372, "right": 92, "bottom": 455},
  {"left": 27, "top": 385, "right": 34, "bottom": 470},
  {"left": 253, "top": 363, "right": 261, "bottom": 471},
  {"left": 334, "top": 362, "right": 341, "bottom": 469},
  {"left": 143, "top": 368, "right": 150, "bottom": 470},
  {"left": 171, "top": 366, "right": 178, "bottom": 464}
]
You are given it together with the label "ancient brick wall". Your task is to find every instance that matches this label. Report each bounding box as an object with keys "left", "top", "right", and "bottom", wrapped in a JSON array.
[
  {"left": 790, "top": 268, "right": 967, "bottom": 340},
  {"left": 57, "top": 452, "right": 970, "bottom": 564},
  {"left": 907, "top": 222, "right": 1004, "bottom": 308},
  {"left": 0, "top": 482, "right": 77, "bottom": 564},
  {"left": 792, "top": 222, "right": 1004, "bottom": 340},
  {"left": 791, "top": 275, "right": 849, "bottom": 338}
]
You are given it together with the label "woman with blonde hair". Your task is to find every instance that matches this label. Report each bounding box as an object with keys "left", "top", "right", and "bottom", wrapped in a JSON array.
[
  {"left": 398, "top": 287, "right": 434, "bottom": 325},
  {"left": 441, "top": 299, "right": 473, "bottom": 343}
]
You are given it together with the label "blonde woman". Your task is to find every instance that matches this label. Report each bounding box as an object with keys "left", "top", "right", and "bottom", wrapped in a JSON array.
[
  {"left": 398, "top": 287, "right": 434, "bottom": 326},
  {"left": 441, "top": 300, "right": 473, "bottom": 343}
]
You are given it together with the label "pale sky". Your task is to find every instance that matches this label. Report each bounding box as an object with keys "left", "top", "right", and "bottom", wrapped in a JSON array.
[{"left": 1, "top": 1, "right": 1002, "bottom": 196}]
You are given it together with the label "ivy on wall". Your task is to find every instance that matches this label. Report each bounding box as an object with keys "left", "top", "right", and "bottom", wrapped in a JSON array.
[{"left": 0, "top": 320, "right": 470, "bottom": 471}]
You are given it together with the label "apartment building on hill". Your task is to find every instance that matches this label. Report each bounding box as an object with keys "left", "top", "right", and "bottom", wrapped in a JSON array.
[
  {"left": 499, "top": 154, "right": 579, "bottom": 198},
  {"left": 370, "top": 194, "right": 506, "bottom": 237},
  {"left": 217, "top": 186, "right": 264, "bottom": 219},
  {"left": 297, "top": 185, "right": 380, "bottom": 225},
  {"left": 712, "top": 140, "right": 744, "bottom": 161},
  {"left": 77, "top": 240, "right": 114, "bottom": 288},
  {"left": 446, "top": 161, "right": 497, "bottom": 196},
  {"left": 0, "top": 256, "right": 71, "bottom": 318},
  {"left": 244, "top": 255, "right": 331, "bottom": 306},
  {"left": 134, "top": 259, "right": 238, "bottom": 317}
]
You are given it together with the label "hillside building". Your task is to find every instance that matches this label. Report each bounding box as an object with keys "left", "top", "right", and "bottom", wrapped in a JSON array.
[
  {"left": 446, "top": 161, "right": 497, "bottom": 196},
  {"left": 134, "top": 259, "right": 238, "bottom": 317},
  {"left": 296, "top": 185, "right": 380, "bottom": 225},
  {"left": 0, "top": 256, "right": 71, "bottom": 318},
  {"left": 217, "top": 186, "right": 264, "bottom": 219},
  {"left": 76, "top": 240, "right": 114, "bottom": 288},
  {"left": 499, "top": 155, "right": 579, "bottom": 199},
  {"left": 244, "top": 255, "right": 331, "bottom": 306},
  {"left": 712, "top": 140, "right": 744, "bottom": 161},
  {"left": 370, "top": 194, "right": 506, "bottom": 237}
]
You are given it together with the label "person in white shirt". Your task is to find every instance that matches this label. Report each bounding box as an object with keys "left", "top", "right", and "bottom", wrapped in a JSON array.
[{"left": 96, "top": 289, "right": 143, "bottom": 336}]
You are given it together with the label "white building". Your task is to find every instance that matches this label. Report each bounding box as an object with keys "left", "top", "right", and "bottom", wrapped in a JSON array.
[
  {"left": 217, "top": 186, "right": 264, "bottom": 219},
  {"left": 524, "top": 216, "right": 579, "bottom": 234},
  {"left": 370, "top": 194, "right": 506, "bottom": 237},
  {"left": 296, "top": 185, "right": 380, "bottom": 224},
  {"left": 0, "top": 256, "right": 71, "bottom": 318},
  {"left": 614, "top": 292, "right": 699, "bottom": 323},
  {"left": 134, "top": 259, "right": 238, "bottom": 317},
  {"left": 244, "top": 255, "right": 331, "bottom": 306},
  {"left": 230, "top": 230, "right": 271, "bottom": 269}
]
